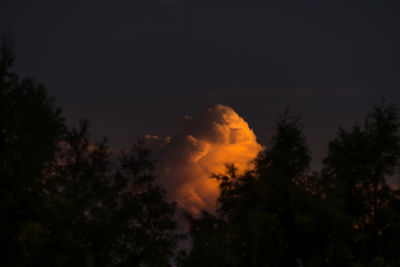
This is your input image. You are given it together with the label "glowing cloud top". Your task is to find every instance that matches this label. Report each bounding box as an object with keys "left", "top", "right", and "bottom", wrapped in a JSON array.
[{"left": 146, "top": 104, "right": 263, "bottom": 214}]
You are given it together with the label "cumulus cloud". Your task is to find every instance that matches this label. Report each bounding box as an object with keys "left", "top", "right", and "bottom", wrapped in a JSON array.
[{"left": 146, "top": 104, "right": 263, "bottom": 214}]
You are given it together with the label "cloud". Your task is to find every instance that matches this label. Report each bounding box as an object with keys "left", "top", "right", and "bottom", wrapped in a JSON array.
[{"left": 146, "top": 104, "right": 263, "bottom": 214}]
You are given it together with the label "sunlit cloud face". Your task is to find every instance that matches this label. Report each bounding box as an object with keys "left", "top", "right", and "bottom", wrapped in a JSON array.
[{"left": 146, "top": 104, "right": 263, "bottom": 214}]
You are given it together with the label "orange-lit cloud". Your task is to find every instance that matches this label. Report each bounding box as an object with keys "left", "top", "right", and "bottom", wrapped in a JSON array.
[{"left": 146, "top": 104, "right": 263, "bottom": 214}]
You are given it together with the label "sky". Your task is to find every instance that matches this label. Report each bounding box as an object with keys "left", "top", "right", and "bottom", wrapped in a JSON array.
[{"left": 1, "top": 0, "right": 400, "bottom": 171}]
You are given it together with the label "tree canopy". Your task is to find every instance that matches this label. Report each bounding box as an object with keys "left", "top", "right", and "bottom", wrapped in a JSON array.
[
  {"left": 182, "top": 106, "right": 400, "bottom": 267},
  {"left": 2, "top": 36, "right": 400, "bottom": 267},
  {"left": 0, "top": 37, "right": 178, "bottom": 267}
]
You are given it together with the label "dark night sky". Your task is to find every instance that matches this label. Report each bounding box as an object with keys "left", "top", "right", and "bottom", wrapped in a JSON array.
[{"left": 1, "top": 0, "right": 399, "bottom": 169}]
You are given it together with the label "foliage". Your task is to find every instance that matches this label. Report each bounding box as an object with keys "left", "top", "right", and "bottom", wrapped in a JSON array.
[
  {"left": 0, "top": 34, "right": 65, "bottom": 266},
  {"left": 41, "top": 122, "right": 178, "bottom": 266},
  {"left": 322, "top": 103, "right": 400, "bottom": 265},
  {"left": 0, "top": 37, "right": 178, "bottom": 267},
  {"left": 3, "top": 35, "right": 400, "bottom": 267},
  {"left": 182, "top": 106, "right": 400, "bottom": 266}
]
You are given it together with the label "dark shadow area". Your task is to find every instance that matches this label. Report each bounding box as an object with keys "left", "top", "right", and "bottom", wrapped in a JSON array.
[{"left": 2, "top": 37, "right": 400, "bottom": 267}]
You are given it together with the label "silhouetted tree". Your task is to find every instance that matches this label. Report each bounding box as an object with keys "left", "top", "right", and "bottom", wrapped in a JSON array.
[
  {"left": 322, "top": 103, "right": 400, "bottom": 266},
  {"left": 4, "top": 34, "right": 400, "bottom": 267},
  {"left": 181, "top": 112, "right": 345, "bottom": 266},
  {"left": 0, "top": 37, "right": 179, "bottom": 266},
  {"left": 0, "top": 34, "right": 65, "bottom": 266},
  {"left": 178, "top": 211, "right": 233, "bottom": 267},
  {"left": 42, "top": 122, "right": 178, "bottom": 266}
]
